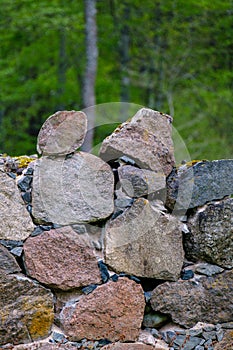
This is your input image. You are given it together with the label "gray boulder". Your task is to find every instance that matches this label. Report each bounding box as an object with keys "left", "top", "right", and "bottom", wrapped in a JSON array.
[
  {"left": 184, "top": 198, "right": 233, "bottom": 269},
  {"left": 166, "top": 159, "right": 233, "bottom": 211},
  {"left": 32, "top": 152, "right": 114, "bottom": 225},
  {"left": 105, "top": 198, "right": 184, "bottom": 281}
]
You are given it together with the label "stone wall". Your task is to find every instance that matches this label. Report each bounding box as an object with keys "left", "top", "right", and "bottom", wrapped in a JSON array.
[{"left": 0, "top": 108, "right": 232, "bottom": 350}]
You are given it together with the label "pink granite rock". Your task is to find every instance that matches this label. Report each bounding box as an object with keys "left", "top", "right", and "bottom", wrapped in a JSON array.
[
  {"left": 23, "top": 226, "right": 102, "bottom": 290},
  {"left": 37, "top": 110, "right": 87, "bottom": 155},
  {"left": 60, "top": 277, "right": 145, "bottom": 342}
]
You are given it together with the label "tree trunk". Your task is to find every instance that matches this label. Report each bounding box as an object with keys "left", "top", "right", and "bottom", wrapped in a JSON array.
[
  {"left": 119, "top": 2, "right": 130, "bottom": 103},
  {"left": 82, "top": 0, "right": 98, "bottom": 152},
  {"left": 57, "top": 27, "right": 66, "bottom": 110}
]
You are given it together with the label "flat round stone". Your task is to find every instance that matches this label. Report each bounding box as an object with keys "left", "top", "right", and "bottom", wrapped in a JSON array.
[{"left": 37, "top": 110, "right": 87, "bottom": 155}]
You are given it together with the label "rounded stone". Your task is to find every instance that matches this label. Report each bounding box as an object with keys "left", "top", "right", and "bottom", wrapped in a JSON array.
[{"left": 37, "top": 110, "right": 87, "bottom": 155}]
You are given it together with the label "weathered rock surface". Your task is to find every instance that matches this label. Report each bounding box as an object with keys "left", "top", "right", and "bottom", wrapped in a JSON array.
[
  {"left": 150, "top": 269, "right": 233, "bottom": 328},
  {"left": 99, "top": 108, "right": 175, "bottom": 176},
  {"left": 0, "top": 244, "right": 21, "bottom": 274},
  {"left": 184, "top": 198, "right": 233, "bottom": 269},
  {"left": 192, "top": 263, "right": 224, "bottom": 277},
  {"left": 0, "top": 273, "right": 54, "bottom": 345},
  {"left": 118, "top": 165, "right": 166, "bottom": 198},
  {"left": 31, "top": 152, "right": 114, "bottom": 225},
  {"left": 166, "top": 159, "right": 233, "bottom": 211},
  {"left": 102, "top": 344, "right": 157, "bottom": 349},
  {"left": 105, "top": 198, "right": 184, "bottom": 281},
  {"left": 0, "top": 171, "right": 34, "bottom": 240},
  {"left": 60, "top": 277, "right": 145, "bottom": 342},
  {"left": 23, "top": 226, "right": 102, "bottom": 290},
  {"left": 37, "top": 110, "right": 87, "bottom": 155},
  {"left": 214, "top": 330, "right": 233, "bottom": 350}
]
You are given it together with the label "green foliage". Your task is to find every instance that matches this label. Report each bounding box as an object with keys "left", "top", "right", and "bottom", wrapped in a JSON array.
[{"left": 0, "top": 0, "right": 232, "bottom": 160}]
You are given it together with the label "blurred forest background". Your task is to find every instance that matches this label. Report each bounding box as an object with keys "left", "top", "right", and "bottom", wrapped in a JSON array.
[{"left": 0, "top": 0, "right": 232, "bottom": 160}]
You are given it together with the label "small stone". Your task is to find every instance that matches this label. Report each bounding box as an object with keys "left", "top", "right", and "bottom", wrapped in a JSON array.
[
  {"left": 13, "top": 344, "right": 78, "bottom": 349},
  {"left": 82, "top": 284, "right": 98, "bottom": 295},
  {"left": 24, "top": 167, "right": 34, "bottom": 175},
  {"left": 221, "top": 322, "right": 233, "bottom": 329},
  {"left": 204, "top": 339, "right": 213, "bottom": 346},
  {"left": 71, "top": 224, "right": 87, "bottom": 234},
  {"left": 143, "top": 312, "right": 169, "bottom": 328},
  {"left": 98, "top": 260, "right": 110, "bottom": 283},
  {"left": 21, "top": 191, "right": 31, "bottom": 204},
  {"left": 181, "top": 269, "right": 194, "bottom": 280},
  {"left": 0, "top": 239, "right": 23, "bottom": 250},
  {"left": 52, "top": 331, "right": 67, "bottom": 343},
  {"left": 203, "top": 325, "right": 216, "bottom": 332},
  {"left": 203, "top": 331, "right": 216, "bottom": 340},
  {"left": 138, "top": 329, "right": 156, "bottom": 346},
  {"left": 31, "top": 226, "right": 44, "bottom": 237},
  {"left": 213, "top": 330, "right": 233, "bottom": 350},
  {"left": 98, "top": 339, "right": 112, "bottom": 346},
  {"left": 114, "top": 197, "right": 134, "bottom": 209},
  {"left": 195, "top": 346, "right": 205, "bottom": 350},
  {"left": 194, "top": 263, "right": 224, "bottom": 276},
  {"left": 37, "top": 110, "right": 87, "bottom": 155},
  {"left": 188, "top": 329, "right": 203, "bottom": 337},
  {"left": 0, "top": 244, "right": 21, "bottom": 274},
  {"left": 118, "top": 165, "right": 166, "bottom": 198},
  {"left": 101, "top": 343, "right": 157, "bottom": 349},
  {"left": 161, "top": 330, "right": 177, "bottom": 344},
  {"left": 111, "top": 274, "right": 119, "bottom": 282},
  {"left": 10, "top": 246, "right": 23, "bottom": 257},
  {"left": 174, "top": 335, "right": 202, "bottom": 350},
  {"left": 17, "top": 175, "right": 32, "bottom": 191}
]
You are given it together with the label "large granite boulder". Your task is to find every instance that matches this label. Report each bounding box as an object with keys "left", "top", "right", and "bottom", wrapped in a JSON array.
[
  {"left": 150, "top": 269, "right": 233, "bottom": 328},
  {"left": 0, "top": 171, "right": 34, "bottom": 240},
  {"left": 166, "top": 159, "right": 233, "bottom": 211},
  {"left": 23, "top": 226, "right": 102, "bottom": 290},
  {"left": 99, "top": 108, "right": 175, "bottom": 176},
  {"left": 0, "top": 272, "right": 54, "bottom": 346},
  {"left": 31, "top": 152, "right": 114, "bottom": 225},
  {"left": 184, "top": 198, "right": 233, "bottom": 269},
  {"left": 37, "top": 110, "right": 87, "bottom": 156},
  {"left": 60, "top": 277, "right": 145, "bottom": 342},
  {"left": 105, "top": 198, "right": 184, "bottom": 281}
]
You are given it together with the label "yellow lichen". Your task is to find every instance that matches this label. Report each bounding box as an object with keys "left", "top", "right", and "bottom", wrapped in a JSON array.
[
  {"left": 176, "top": 159, "right": 208, "bottom": 169},
  {"left": 28, "top": 308, "right": 54, "bottom": 339},
  {"left": 13, "top": 155, "right": 36, "bottom": 169}
]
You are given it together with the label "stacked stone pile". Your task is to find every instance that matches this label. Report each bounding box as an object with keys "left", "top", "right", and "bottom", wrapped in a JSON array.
[{"left": 0, "top": 108, "right": 232, "bottom": 350}]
